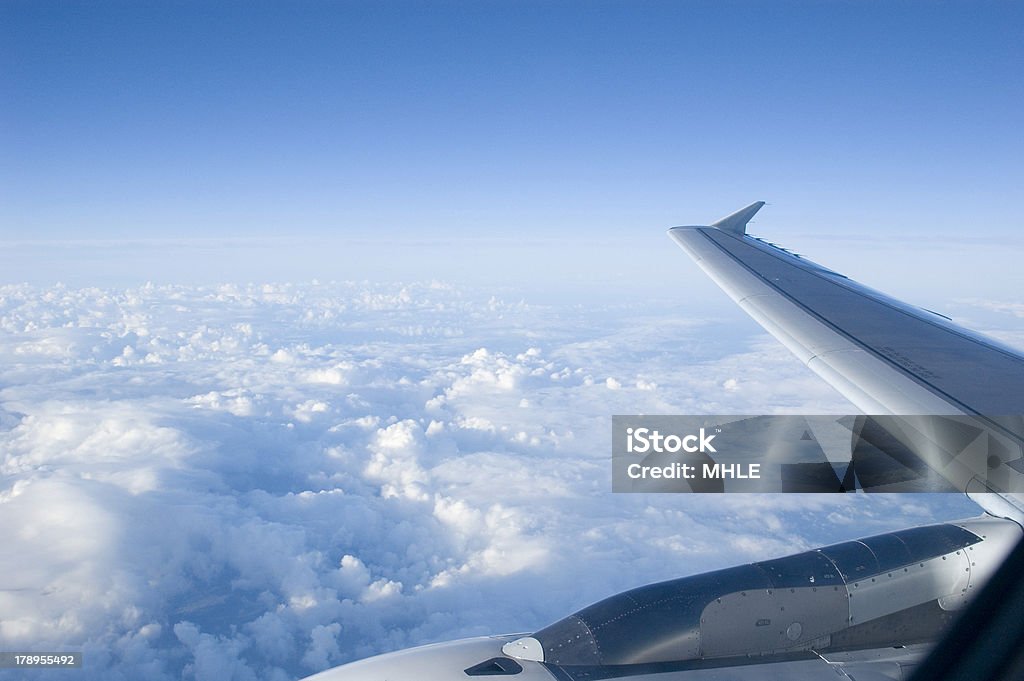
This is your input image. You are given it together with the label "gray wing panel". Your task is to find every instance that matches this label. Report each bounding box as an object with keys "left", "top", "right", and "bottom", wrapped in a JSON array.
[
  {"left": 544, "top": 644, "right": 930, "bottom": 681},
  {"left": 669, "top": 222, "right": 1024, "bottom": 495},
  {"left": 668, "top": 226, "right": 1024, "bottom": 417}
]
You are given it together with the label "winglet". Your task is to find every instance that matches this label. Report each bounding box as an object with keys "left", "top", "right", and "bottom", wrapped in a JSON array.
[{"left": 711, "top": 201, "right": 765, "bottom": 235}]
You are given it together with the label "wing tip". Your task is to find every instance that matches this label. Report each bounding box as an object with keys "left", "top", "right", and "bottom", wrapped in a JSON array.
[{"left": 710, "top": 201, "right": 766, "bottom": 235}]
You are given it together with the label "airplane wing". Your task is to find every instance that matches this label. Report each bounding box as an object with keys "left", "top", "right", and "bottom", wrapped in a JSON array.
[
  {"left": 668, "top": 202, "right": 1024, "bottom": 417},
  {"left": 668, "top": 203, "right": 1024, "bottom": 502}
]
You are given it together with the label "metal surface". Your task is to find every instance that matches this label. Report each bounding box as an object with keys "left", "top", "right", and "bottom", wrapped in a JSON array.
[
  {"left": 668, "top": 225, "right": 1024, "bottom": 417},
  {"left": 300, "top": 636, "right": 556, "bottom": 681},
  {"left": 668, "top": 218, "right": 1024, "bottom": 502},
  {"left": 700, "top": 586, "right": 845, "bottom": 657},
  {"left": 542, "top": 645, "right": 934, "bottom": 681},
  {"left": 528, "top": 521, "right": 998, "bottom": 667},
  {"left": 907, "top": 534, "right": 1024, "bottom": 681},
  {"left": 671, "top": 225, "right": 1024, "bottom": 415}
]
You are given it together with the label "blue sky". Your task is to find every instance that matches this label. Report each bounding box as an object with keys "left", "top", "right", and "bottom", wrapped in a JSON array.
[{"left": 3, "top": 0, "right": 1022, "bottom": 244}]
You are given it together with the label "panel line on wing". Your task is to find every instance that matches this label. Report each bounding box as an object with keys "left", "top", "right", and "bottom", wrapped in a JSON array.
[{"left": 693, "top": 228, "right": 1024, "bottom": 448}]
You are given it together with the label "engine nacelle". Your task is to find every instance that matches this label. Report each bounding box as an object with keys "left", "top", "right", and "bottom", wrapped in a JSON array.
[{"left": 510, "top": 516, "right": 1020, "bottom": 666}]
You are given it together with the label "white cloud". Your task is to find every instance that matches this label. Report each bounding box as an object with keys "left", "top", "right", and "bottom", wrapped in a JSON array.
[{"left": 0, "top": 280, "right": 984, "bottom": 680}]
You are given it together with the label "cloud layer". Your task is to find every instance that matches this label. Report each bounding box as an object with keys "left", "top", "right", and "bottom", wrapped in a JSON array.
[{"left": 0, "top": 281, "right": 980, "bottom": 680}]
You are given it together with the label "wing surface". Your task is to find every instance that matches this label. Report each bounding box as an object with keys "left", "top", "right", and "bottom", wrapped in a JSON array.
[
  {"left": 668, "top": 204, "right": 1024, "bottom": 497},
  {"left": 542, "top": 645, "right": 931, "bottom": 681}
]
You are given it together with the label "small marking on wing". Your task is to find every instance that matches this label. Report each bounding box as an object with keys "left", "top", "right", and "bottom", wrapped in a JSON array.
[{"left": 877, "top": 345, "right": 941, "bottom": 380}]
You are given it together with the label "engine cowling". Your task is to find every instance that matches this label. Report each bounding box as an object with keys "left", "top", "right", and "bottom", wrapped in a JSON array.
[{"left": 510, "top": 517, "right": 1019, "bottom": 666}]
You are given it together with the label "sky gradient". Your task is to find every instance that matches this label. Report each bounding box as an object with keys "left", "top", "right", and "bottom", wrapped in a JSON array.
[{"left": 3, "top": 1, "right": 1023, "bottom": 244}]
